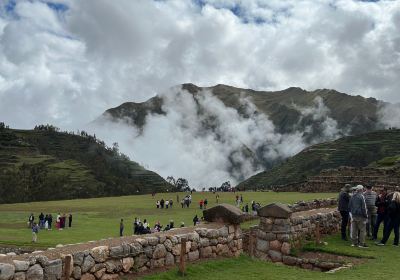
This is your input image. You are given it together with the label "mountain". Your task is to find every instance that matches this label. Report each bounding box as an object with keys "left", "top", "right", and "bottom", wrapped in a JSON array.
[
  {"left": 237, "top": 129, "right": 400, "bottom": 189},
  {"left": 0, "top": 125, "right": 172, "bottom": 203},
  {"left": 95, "top": 83, "right": 387, "bottom": 185}
]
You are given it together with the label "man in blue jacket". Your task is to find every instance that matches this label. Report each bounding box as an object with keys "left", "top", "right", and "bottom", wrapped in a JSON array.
[{"left": 349, "top": 185, "right": 368, "bottom": 248}]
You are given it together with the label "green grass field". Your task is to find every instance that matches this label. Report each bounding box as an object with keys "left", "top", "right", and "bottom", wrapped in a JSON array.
[
  {"left": 0, "top": 192, "right": 334, "bottom": 248},
  {"left": 139, "top": 234, "right": 400, "bottom": 280}
]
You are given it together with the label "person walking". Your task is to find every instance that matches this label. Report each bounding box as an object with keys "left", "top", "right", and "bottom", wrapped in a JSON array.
[
  {"left": 199, "top": 199, "right": 203, "bottom": 210},
  {"left": 349, "top": 185, "right": 368, "bottom": 248},
  {"left": 373, "top": 187, "right": 389, "bottom": 240},
  {"left": 377, "top": 191, "right": 400, "bottom": 246},
  {"left": 364, "top": 185, "right": 377, "bottom": 238},
  {"left": 32, "top": 222, "right": 39, "bottom": 243},
  {"left": 338, "top": 184, "right": 351, "bottom": 240},
  {"left": 120, "top": 219, "right": 124, "bottom": 237},
  {"left": 68, "top": 214, "right": 73, "bottom": 228}
]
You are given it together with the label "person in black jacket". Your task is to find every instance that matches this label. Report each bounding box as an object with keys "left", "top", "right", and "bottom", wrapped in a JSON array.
[
  {"left": 373, "top": 188, "right": 388, "bottom": 240},
  {"left": 377, "top": 191, "right": 400, "bottom": 246},
  {"left": 338, "top": 184, "right": 352, "bottom": 240}
]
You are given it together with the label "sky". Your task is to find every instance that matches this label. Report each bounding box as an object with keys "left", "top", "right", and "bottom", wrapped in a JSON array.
[{"left": 1, "top": 0, "right": 400, "bottom": 186}]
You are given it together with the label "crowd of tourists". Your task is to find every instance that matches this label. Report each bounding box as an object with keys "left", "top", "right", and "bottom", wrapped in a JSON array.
[
  {"left": 28, "top": 212, "right": 73, "bottom": 242},
  {"left": 119, "top": 215, "right": 201, "bottom": 237},
  {"left": 338, "top": 184, "right": 400, "bottom": 248}
]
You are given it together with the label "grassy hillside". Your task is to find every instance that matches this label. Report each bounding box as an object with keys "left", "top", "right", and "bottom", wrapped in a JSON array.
[
  {"left": 237, "top": 129, "right": 400, "bottom": 189},
  {"left": 0, "top": 127, "right": 172, "bottom": 203}
]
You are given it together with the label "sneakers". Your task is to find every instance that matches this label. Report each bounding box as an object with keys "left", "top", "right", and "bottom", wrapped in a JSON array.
[
  {"left": 376, "top": 243, "right": 385, "bottom": 246},
  {"left": 393, "top": 244, "right": 399, "bottom": 247},
  {"left": 351, "top": 244, "right": 356, "bottom": 247},
  {"left": 358, "top": 244, "right": 369, "bottom": 248}
]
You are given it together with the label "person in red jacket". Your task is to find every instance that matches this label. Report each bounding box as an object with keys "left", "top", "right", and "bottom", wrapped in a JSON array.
[{"left": 199, "top": 200, "right": 204, "bottom": 210}]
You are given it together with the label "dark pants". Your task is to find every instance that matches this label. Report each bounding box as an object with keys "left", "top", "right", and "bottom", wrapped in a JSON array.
[
  {"left": 340, "top": 211, "right": 349, "bottom": 239},
  {"left": 373, "top": 213, "right": 388, "bottom": 239},
  {"left": 120, "top": 228, "right": 123, "bottom": 237},
  {"left": 381, "top": 218, "right": 400, "bottom": 245}
]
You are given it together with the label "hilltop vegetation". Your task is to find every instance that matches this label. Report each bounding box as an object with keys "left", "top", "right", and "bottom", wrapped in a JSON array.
[
  {"left": 237, "top": 129, "right": 400, "bottom": 189},
  {"left": 0, "top": 124, "right": 172, "bottom": 203}
]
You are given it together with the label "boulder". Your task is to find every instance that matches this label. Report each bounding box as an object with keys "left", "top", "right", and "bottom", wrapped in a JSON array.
[
  {"left": 0, "top": 263, "right": 15, "bottom": 280},
  {"left": 35, "top": 255, "right": 49, "bottom": 267},
  {"left": 256, "top": 239, "right": 269, "bottom": 253},
  {"left": 94, "top": 268, "right": 106, "bottom": 279},
  {"left": 165, "top": 252, "right": 174, "bottom": 266},
  {"left": 203, "top": 204, "right": 244, "bottom": 224},
  {"left": 80, "top": 273, "right": 95, "bottom": 280},
  {"left": 72, "top": 252, "right": 85, "bottom": 266},
  {"left": 44, "top": 259, "right": 62, "bottom": 280},
  {"left": 104, "top": 260, "right": 122, "bottom": 273},
  {"left": 199, "top": 247, "right": 212, "bottom": 258},
  {"left": 100, "top": 274, "right": 119, "bottom": 280},
  {"left": 109, "top": 244, "right": 130, "bottom": 258},
  {"left": 13, "top": 272, "right": 25, "bottom": 280},
  {"left": 122, "top": 257, "right": 134, "bottom": 272},
  {"left": 72, "top": 266, "right": 81, "bottom": 279},
  {"left": 129, "top": 243, "right": 142, "bottom": 257},
  {"left": 13, "top": 261, "right": 29, "bottom": 272},
  {"left": 164, "top": 239, "right": 173, "bottom": 252},
  {"left": 268, "top": 250, "right": 282, "bottom": 262},
  {"left": 188, "top": 250, "right": 199, "bottom": 261},
  {"left": 257, "top": 203, "right": 292, "bottom": 218},
  {"left": 81, "top": 255, "right": 95, "bottom": 273},
  {"left": 90, "top": 246, "right": 109, "bottom": 262},
  {"left": 26, "top": 264, "right": 43, "bottom": 280},
  {"left": 153, "top": 244, "right": 167, "bottom": 259}
]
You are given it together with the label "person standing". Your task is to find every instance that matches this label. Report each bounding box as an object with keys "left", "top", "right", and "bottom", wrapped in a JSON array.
[
  {"left": 349, "top": 185, "right": 368, "bottom": 248},
  {"left": 193, "top": 215, "right": 199, "bottom": 226},
  {"left": 28, "top": 213, "right": 35, "bottom": 228},
  {"left": 373, "top": 188, "right": 389, "bottom": 240},
  {"left": 160, "top": 198, "right": 165, "bottom": 209},
  {"left": 32, "top": 223, "right": 39, "bottom": 243},
  {"left": 199, "top": 199, "right": 203, "bottom": 210},
  {"left": 364, "top": 185, "right": 377, "bottom": 238},
  {"left": 377, "top": 191, "right": 400, "bottom": 246},
  {"left": 68, "top": 214, "right": 73, "bottom": 228},
  {"left": 48, "top": 214, "right": 53, "bottom": 230},
  {"left": 120, "top": 219, "right": 124, "bottom": 237},
  {"left": 204, "top": 199, "right": 208, "bottom": 209},
  {"left": 39, "top": 212, "right": 44, "bottom": 229},
  {"left": 56, "top": 213, "right": 61, "bottom": 230},
  {"left": 338, "top": 184, "right": 352, "bottom": 241}
]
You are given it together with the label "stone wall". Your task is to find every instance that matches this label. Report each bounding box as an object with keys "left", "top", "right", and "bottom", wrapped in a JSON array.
[
  {"left": 288, "top": 198, "right": 337, "bottom": 212},
  {"left": 273, "top": 166, "right": 400, "bottom": 193},
  {"left": 247, "top": 203, "right": 340, "bottom": 265},
  {"left": 0, "top": 224, "right": 243, "bottom": 280}
]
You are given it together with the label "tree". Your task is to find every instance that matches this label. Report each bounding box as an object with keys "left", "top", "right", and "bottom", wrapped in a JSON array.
[
  {"left": 176, "top": 178, "right": 189, "bottom": 191},
  {"left": 218, "top": 181, "right": 231, "bottom": 192},
  {"left": 166, "top": 176, "right": 176, "bottom": 186}
]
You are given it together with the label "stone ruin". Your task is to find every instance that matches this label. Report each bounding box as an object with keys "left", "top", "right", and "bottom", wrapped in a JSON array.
[
  {"left": 273, "top": 166, "right": 400, "bottom": 193},
  {"left": 246, "top": 201, "right": 342, "bottom": 271}
]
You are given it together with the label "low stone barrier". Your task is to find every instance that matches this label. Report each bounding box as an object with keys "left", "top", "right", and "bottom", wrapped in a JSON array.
[
  {"left": 247, "top": 203, "right": 340, "bottom": 265},
  {"left": 0, "top": 224, "right": 243, "bottom": 280},
  {"left": 288, "top": 198, "right": 337, "bottom": 212}
]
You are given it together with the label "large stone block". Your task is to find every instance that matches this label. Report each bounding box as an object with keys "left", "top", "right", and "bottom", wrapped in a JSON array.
[
  {"left": 203, "top": 204, "right": 244, "bottom": 224},
  {"left": 153, "top": 244, "right": 167, "bottom": 259},
  {"left": 81, "top": 255, "right": 95, "bottom": 273},
  {"left": 122, "top": 257, "right": 134, "bottom": 272},
  {"left": 26, "top": 264, "right": 43, "bottom": 280},
  {"left": 44, "top": 259, "right": 62, "bottom": 280},
  {"left": 268, "top": 250, "right": 282, "bottom": 262},
  {"left": 13, "top": 272, "right": 25, "bottom": 280},
  {"left": 256, "top": 239, "right": 269, "bottom": 253},
  {"left": 0, "top": 263, "right": 15, "bottom": 280},
  {"left": 90, "top": 246, "right": 109, "bottom": 262},
  {"left": 257, "top": 203, "right": 292, "bottom": 218},
  {"left": 13, "top": 261, "right": 29, "bottom": 272}
]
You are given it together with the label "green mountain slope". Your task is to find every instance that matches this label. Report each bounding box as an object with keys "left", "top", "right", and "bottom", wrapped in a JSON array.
[
  {"left": 0, "top": 127, "right": 171, "bottom": 203},
  {"left": 237, "top": 129, "right": 400, "bottom": 189}
]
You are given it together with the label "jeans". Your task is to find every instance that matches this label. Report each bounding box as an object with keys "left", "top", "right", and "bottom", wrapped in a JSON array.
[
  {"left": 373, "top": 213, "right": 388, "bottom": 240},
  {"left": 366, "top": 209, "right": 377, "bottom": 237},
  {"left": 351, "top": 217, "right": 367, "bottom": 245},
  {"left": 381, "top": 218, "right": 400, "bottom": 245},
  {"left": 340, "top": 211, "right": 349, "bottom": 239}
]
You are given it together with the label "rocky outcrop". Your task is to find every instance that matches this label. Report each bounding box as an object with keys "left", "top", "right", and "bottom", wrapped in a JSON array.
[{"left": 203, "top": 204, "right": 244, "bottom": 224}]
